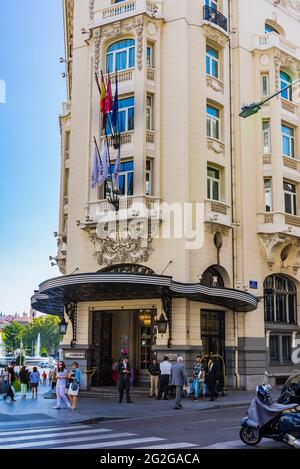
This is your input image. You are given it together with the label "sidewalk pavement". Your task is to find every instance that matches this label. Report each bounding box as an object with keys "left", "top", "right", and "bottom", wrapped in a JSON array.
[{"left": 0, "top": 388, "right": 281, "bottom": 426}]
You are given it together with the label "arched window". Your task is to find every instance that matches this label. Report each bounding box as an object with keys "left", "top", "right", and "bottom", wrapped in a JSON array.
[
  {"left": 202, "top": 267, "right": 224, "bottom": 288},
  {"left": 280, "top": 71, "right": 293, "bottom": 101},
  {"left": 106, "top": 39, "right": 135, "bottom": 73},
  {"left": 265, "top": 23, "right": 279, "bottom": 34},
  {"left": 264, "top": 275, "right": 296, "bottom": 324}
]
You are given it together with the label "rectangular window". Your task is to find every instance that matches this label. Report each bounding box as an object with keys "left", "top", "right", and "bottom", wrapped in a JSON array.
[
  {"left": 282, "top": 124, "right": 295, "bottom": 158},
  {"left": 106, "top": 96, "right": 134, "bottom": 134},
  {"left": 284, "top": 181, "right": 297, "bottom": 215},
  {"left": 206, "top": 46, "right": 219, "bottom": 78},
  {"left": 261, "top": 74, "right": 270, "bottom": 96},
  {"left": 269, "top": 335, "right": 279, "bottom": 362},
  {"left": 207, "top": 167, "right": 220, "bottom": 201},
  {"left": 207, "top": 105, "right": 220, "bottom": 140},
  {"left": 147, "top": 44, "right": 154, "bottom": 68},
  {"left": 146, "top": 159, "right": 153, "bottom": 196},
  {"left": 146, "top": 95, "right": 153, "bottom": 131},
  {"left": 206, "top": 0, "right": 218, "bottom": 9},
  {"left": 263, "top": 121, "right": 271, "bottom": 154},
  {"left": 282, "top": 336, "right": 292, "bottom": 362},
  {"left": 107, "top": 160, "right": 134, "bottom": 196},
  {"left": 264, "top": 179, "right": 272, "bottom": 212}
]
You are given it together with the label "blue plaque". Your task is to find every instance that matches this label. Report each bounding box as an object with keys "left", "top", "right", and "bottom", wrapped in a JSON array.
[{"left": 249, "top": 281, "right": 258, "bottom": 289}]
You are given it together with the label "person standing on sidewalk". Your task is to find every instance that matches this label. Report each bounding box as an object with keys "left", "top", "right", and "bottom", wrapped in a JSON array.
[
  {"left": 148, "top": 357, "right": 160, "bottom": 399},
  {"left": 53, "top": 361, "right": 71, "bottom": 409},
  {"left": 29, "top": 367, "right": 40, "bottom": 399},
  {"left": 192, "top": 355, "right": 203, "bottom": 400},
  {"left": 2, "top": 367, "right": 9, "bottom": 396},
  {"left": 118, "top": 357, "right": 134, "bottom": 404},
  {"left": 207, "top": 356, "right": 220, "bottom": 402},
  {"left": 50, "top": 368, "right": 57, "bottom": 390},
  {"left": 169, "top": 356, "right": 189, "bottom": 410},
  {"left": 3, "top": 362, "right": 17, "bottom": 403},
  {"left": 159, "top": 356, "right": 172, "bottom": 400},
  {"left": 19, "top": 365, "right": 29, "bottom": 399},
  {"left": 68, "top": 362, "right": 81, "bottom": 410}
]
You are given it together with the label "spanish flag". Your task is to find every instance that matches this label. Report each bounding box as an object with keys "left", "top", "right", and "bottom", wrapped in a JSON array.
[{"left": 100, "top": 71, "right": 106, "bottom": 113}]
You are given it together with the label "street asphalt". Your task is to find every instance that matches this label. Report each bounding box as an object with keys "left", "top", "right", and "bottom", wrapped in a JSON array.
[{"left": 0, "top": 386, "right": 292, "bottom": 449}]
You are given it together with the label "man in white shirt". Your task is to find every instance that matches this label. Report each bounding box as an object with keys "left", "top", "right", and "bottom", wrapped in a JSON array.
[{"left": 159, "top": 356, "right": 172, "bottom": 400}]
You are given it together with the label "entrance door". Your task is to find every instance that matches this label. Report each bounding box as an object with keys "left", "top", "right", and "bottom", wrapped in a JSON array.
[
  {"left": 201, "top": 310, "right": 225, "bottom": 357},
  {"left": 91, "top": 312, "right": 113, "bottom": 386},
  {"left": 138, "top": 323, "right": 152, "bottom": 374}
]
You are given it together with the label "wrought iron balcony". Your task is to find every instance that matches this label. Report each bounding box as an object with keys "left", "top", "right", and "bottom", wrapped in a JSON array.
[{"left": 203, "top": 5, "right": 228, "bottom": 32}]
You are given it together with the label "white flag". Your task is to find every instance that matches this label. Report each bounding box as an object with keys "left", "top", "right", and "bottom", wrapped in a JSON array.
[
  {"left": 99, "top": 140, "right": 109, "bottom": 187},
  {"left": 113, "top": 146, "right": 121, "bottom": 191},
  {"left": 91, "top": 143, "right": 101, "bottom": 188}
]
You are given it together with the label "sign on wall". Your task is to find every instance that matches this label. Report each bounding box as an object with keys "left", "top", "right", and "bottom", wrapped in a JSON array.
[{"left": 64, "top": 351, "right": 86, "bottom": 359}]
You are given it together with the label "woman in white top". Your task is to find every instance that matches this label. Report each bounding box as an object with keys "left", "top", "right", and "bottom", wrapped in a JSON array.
[{"left": 53, "top": 361, "right": 71, "bottom": 409}]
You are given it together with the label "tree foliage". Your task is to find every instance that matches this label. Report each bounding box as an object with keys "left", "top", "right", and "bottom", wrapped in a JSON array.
[{"left": 3, "top": 316, "right": 61, "bottom": 356}]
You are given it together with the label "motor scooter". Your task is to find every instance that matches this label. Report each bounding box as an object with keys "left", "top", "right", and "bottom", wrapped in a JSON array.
[{"left": 240, "top": 374, "right": 300, "bottom": 449}]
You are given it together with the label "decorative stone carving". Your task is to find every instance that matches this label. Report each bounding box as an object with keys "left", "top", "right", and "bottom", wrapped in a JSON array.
[
  {"left": 88, "top": 222, "right": 154, "bottom": 267},
  {"left": 101, "top": 20, "right": 136, "bottom": 40},
  {"left": 205, "top": 223, "right": 230, "bottom": 237},
  {"left": 259, "top": 234, "right": 297, "bottom": 271},
  {"left": 206, "top": 76, "right": 224, "bottom": 93},
  {"left": 89, "top": 0, "right": 95, "bottom": 21},
  {"left": 287, "top": 0, "right": 300, "bottom": 12},
  {"left": 260, "top": 54, "right": 270, "bottom": 66},
  {"left": 94, "top": 28, "right": 101, "bottom": 75},
  {"left": 207, "top": 137, "right": 225, "bottom": 155},
  {"left": 274, "top": 52, "right": 300, "bottom": 95},
  {"left": 147, "top": 22, "right": 157, "bottom": 36},
  {"left": 135, "top": 16, "right": 144, "bottom": 70},
  {"left": 201, "top": 24, "right": 229, "bottom": 48}
]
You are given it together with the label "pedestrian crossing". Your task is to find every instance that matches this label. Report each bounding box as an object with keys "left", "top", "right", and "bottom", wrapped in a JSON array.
[{"left": 0, "top": 423, "right": 198, "bottom": 449}]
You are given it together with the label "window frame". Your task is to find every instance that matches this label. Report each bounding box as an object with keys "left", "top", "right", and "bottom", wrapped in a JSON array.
[
  {"left": 106, "top": 160, "right": 134, "bottom": 197},
  {"left": 262, "top": 120, "right": 271, "bottom": 154},
  {"left": 106, "top": 96, "right": 135, "bottom": 134},
  {"left": 280, "top": 71, "right": 293, "bottom": 102},
  {"left": 146, "top": 159, "right": 153, "bottom": 196},
  {"left": 207, "top": 166, "right": 220, "bottom": 201},
  {"left": 206, "top": 45, "right": 220, "bottom": 79},
  {"left": 284, "top": 180, "right": 297, "bottom": 215},
  {"left": 264, "top": 178, "right": 272, "bottom": 212},
  {"left": 261, "top": 74, "right": 270, "bottom": 97},
  {"left": 147, "top": 44, "right": 154, "bottom": 68},
  {"left": 207, "top": 105, "right": 221, "bottom": 141},
  {"left": 264, "top": 275, "right": 297, "bottom": 325},
  {"left": 106, "top": 39, "right": 135, "bottom": 73},
  {"left": 282, "top": 124, "right": 295, "bottom": 158},
  {"left": 146, "top": 94, "right": 154, "bottom": 131}
]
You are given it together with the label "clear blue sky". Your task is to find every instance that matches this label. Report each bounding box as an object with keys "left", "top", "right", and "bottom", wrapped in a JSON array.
[{"left": 0, "top": 1, "right": 66, "bottom": 314}]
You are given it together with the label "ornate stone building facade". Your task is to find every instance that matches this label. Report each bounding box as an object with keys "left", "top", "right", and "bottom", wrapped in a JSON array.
[{"left": 32, "top": 0, "right": 300, "bottom": 390}]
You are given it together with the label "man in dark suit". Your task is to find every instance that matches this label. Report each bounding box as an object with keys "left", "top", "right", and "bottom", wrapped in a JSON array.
[
  {"left": 169, "top": 356, "right": 189, "bottom": 409},
  {"left": 118, "top": 357, "right": 134, "bottom": 403},
  {"left": 207, "top": 356, "right": 220, "bottom": 401}
]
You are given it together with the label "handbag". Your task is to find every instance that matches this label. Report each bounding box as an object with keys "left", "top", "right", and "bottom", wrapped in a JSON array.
[{"left": 71, "top": 382, "right": 79, "bottom": 392}]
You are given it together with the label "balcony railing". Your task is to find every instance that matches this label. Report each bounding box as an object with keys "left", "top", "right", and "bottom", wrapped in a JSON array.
[
  {"left": 203, "top": 5, "right": 228, "bottom": 32},
  {"left": 97, "top": 0, "right": 163, "bottom": 26},
  {"left": 87, "top": 195, "right": 162, "bottom": 222},
  {"left": 254, "top": 33, "right": 300, "bottom": 59}
]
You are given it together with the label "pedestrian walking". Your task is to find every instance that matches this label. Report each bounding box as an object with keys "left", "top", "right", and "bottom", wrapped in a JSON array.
[
  {"left": 3, "top": 362, "right": 17, "bottom": 403},
  {"left": 169, "top": 356, "right": 189, "bottom": 410},
  {"left": 2, "top": 367, "right": 9, "bottom": 395},
  {"left": 19, "top": 366, "right": 29, "bottom": 399},
  {"left": 192, "top": 355, "right": 203, "bottom": 400},
  {"left": 207, "top": 356, "right": 220, "bottom": 401},
  {"left": 158, "top": 356, "right": 172, "bottom": 400},
  {"left": 68, "top": 362, "right": 81, "bottom": 410},
  {"left": 118, "top": 357, "right": 134, "bottom": 404},
  {"left": 50, "top": 369, "right": 57, "bottom": 390},
  {"left": 53, "top": 361, "right": 71, "bottom": 409},
  {"left": 29, "top": 367, "right": 40, "bottom": 398},
  {"left": 148, "top": 357, "right": 160, "bottom": 399},
  {"left": 42, "top": 371, "right": 47, "bottom": 386}
]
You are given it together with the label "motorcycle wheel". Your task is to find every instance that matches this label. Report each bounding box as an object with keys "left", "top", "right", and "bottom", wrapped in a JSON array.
[{"left": 239, "top": 426, "right": 262, "bottom": 446}]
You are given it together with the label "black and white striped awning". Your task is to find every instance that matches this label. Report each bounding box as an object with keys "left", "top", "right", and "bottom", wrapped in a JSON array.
[{"left": 31, "top": 272, "right": 258, "bottom": 315}]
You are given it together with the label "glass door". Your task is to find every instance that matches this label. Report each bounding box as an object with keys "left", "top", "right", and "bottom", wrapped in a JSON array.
[{"left": 201, "top": 310, "right": 225, "bottom": 358}]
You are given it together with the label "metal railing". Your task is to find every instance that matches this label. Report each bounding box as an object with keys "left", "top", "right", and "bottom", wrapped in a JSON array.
[{"left": 203, "top": 5, "right": 228, "bottom": 32}]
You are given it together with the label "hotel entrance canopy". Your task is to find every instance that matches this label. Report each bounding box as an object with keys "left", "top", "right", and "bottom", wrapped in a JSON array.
[{"left": 31, "top": 271, "right": 258, "bottom": 315}]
